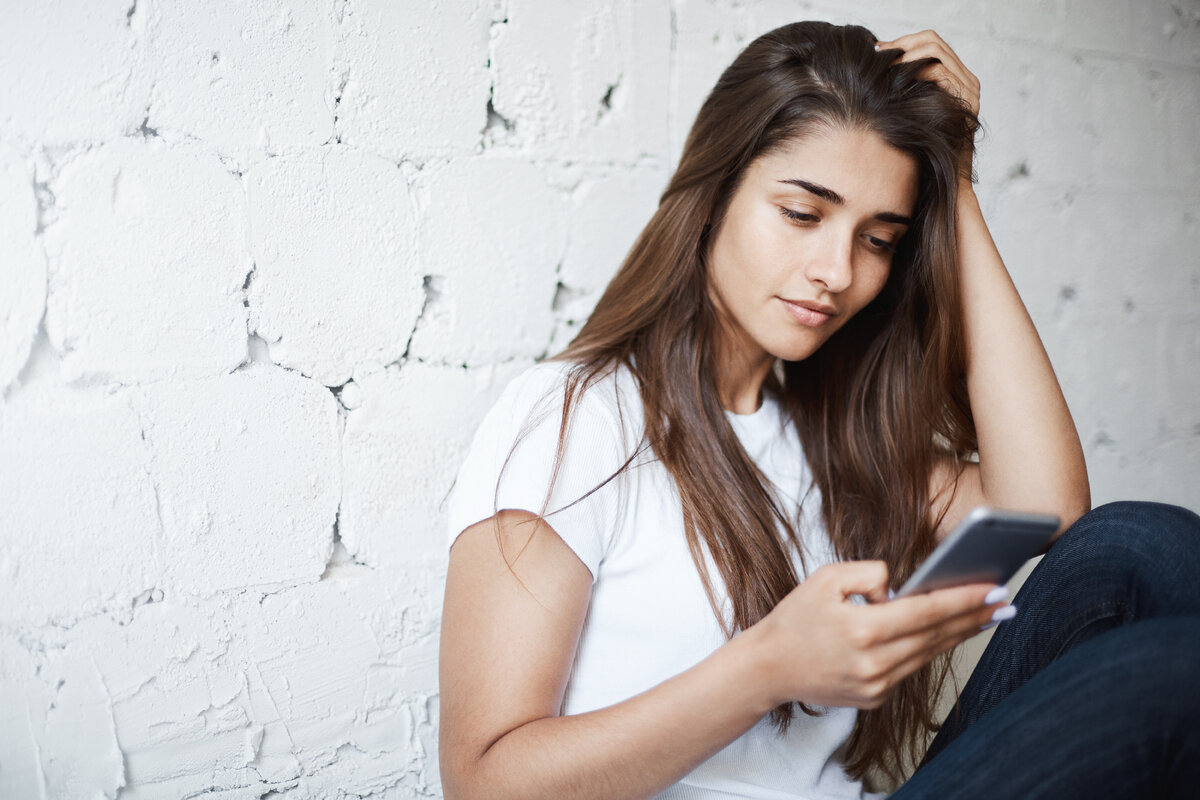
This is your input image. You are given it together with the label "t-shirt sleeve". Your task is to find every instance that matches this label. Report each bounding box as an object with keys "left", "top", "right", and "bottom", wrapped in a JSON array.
[{"left": 445, "top": 364, "right": 632, "bottom": 580}]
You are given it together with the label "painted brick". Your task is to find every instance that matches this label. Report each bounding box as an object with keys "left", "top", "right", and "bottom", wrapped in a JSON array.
[
  {"left": 42, "top": 140, "right": 249, "bottom": 383},
  {"left": 130, "top": 365, "right": 340, "bottom": 594},
  {"left": 0, "top": 372, "right": 159, "bottom": 627},
  {"left": 547, "top": 163, "right": 669, "bottom": 351},
  {"left": 340, "top": 359, "right": 529, "bottom": 567},
  {"left": 0, "top": 0, "right": 149, "bottom": 145},
  {"left": 490, "top": 0, "right": 672, "bottom": 162},
  {"left": 246, "top": 149, "right": 421, "bottom": 386},
  {"left": 406, "top": 158, "right": 567, "bottom": 365},
  {"left": 334, "top": 0, "right": 491, "bottom": 158},
  {"left": 145, "top": 0, "right": 334, "bottom": 148}
]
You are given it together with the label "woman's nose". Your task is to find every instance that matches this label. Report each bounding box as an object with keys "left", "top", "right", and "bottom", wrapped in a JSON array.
[{"left": 804, "top": 230, "right": 854, "bottom": 294}]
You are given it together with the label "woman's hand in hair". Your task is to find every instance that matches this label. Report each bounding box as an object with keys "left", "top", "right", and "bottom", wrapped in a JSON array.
[
  {"left": 745, "top": 561, "right": 1003, "bottom": 710},
  {"left": 877, "top": 29, "right": 981, "bottom": 180},
  {"left": 876, "top": 30, "right": 980, "bottom": 116}
]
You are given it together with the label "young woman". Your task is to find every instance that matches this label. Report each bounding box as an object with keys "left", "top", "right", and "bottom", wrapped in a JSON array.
[{"left": 439, "top": 22, "right": 1200, "bottom": 799}]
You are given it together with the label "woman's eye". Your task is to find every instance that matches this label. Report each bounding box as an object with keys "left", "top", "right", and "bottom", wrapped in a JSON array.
[
  {"left": 864, "top": 235, "right": 897, "bottom": 254},
  {"left": 779, "top": 207, "right": 817, "bottom": 224}
]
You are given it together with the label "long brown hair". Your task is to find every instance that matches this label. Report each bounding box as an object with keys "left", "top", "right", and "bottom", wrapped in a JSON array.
[{"left": 536, "top": 21, "right": 978, "bottom": 784}]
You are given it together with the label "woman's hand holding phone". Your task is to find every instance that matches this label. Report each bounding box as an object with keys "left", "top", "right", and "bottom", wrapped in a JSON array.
[{"left": 746, "top": 560, "right": 1008, "bottom": 711}]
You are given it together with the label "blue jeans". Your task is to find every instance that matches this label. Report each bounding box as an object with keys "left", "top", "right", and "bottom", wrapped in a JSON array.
[{"left": 890, "top": 501, "right": 1200, "bottom": 798}]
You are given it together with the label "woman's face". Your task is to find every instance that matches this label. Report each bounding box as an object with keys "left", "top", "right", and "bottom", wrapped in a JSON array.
[{"left": 707, "top": 126, "right": 919, "bottom": 368}]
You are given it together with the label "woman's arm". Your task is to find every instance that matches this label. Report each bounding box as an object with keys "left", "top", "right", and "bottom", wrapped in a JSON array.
[
  {"left": 441, "top": 513, "right": 768, "bottom": 800},
  {"left": 439, "top": 510, "right": 1007, "bottom": 800},
  {"left": 881, "top": 31, "right": 1091, "bottom": 540},
  {"left": 952, "top": 180, "right": 1091, "bottom": 536},
  {"left": 439, "top": 511, "right": 770, "bottom": 800}
]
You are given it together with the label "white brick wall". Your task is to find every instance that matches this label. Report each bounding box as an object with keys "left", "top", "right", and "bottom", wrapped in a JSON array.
[{"left": 1, "top": 1, "right": 1196, "bottom": 797}]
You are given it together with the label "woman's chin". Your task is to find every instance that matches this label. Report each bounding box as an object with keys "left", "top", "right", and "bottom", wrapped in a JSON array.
[{"left": 769, "top": 337, "right": 827, "bottom": 363}]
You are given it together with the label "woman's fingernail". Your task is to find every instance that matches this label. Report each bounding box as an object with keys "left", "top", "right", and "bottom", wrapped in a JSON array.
[
  {"left": 991, "top": 604, "right": 1018, "bottom": 623},
  {"left": 874, "top": 43, "right": 881, "bottom": 51},
  {"left": 984, "top": 586, "right": 1008, "bottom": 605},
  {"left": 980, "top": 605, "right": 1018, "bottom": 631}
]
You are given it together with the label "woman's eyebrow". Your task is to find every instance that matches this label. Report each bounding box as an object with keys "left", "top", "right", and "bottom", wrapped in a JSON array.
[
  {"left": 778, "top": 178, "right": 912, "bottom": 226},
  {"left": 780, "top": 178, "right": 844, "bottom": 204}
]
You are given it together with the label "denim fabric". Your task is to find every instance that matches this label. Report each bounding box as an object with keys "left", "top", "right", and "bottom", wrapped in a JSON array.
[{"left": 891, "top": 501, "right": 1200, "bottom": 798}]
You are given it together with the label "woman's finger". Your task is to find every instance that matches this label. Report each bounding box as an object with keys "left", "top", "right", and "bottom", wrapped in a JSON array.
[
  {"left": 871, "top": 600, "right": 1006, "bottom": 684},
  {"left": 897, "top": 44, "right": 978, "bottom": 97},
  {"left": 877, "top": 29, "right": 957, "bottom": 65},
  {"left": 876, "top": 32, "right": 980, "bottom": 114},
  {"left": 876, "top": 29, "right": 939, "bottom": 49},
  {"left": 890, "top": 40, "right": 971, "bottom": 78},
  {"left": 880, "top": 625, "right": 981, "bottom": 690},
  {"left": 863, "top": 584, "right": 997, "bottom": 644},
  {"left": 887, "top": 44, "right": 977, "bottom": 99},
  {"left": 893, "top": 32, "right": 970, "bottom": 73},
  {"left": 909, "top": 602, "right": 1013, "bottom": 666}
]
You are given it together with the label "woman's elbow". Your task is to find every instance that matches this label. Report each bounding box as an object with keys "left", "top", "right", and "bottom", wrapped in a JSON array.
[
  {"left": 1063, "top": 466, "right": 1092, "bottom": 529},
  {"left": 439, "top": 741, "right": 484, "bottom": 800},
  {"left": 440, "top": 725, "right": 521, "bottom": 800},
  {"left": 1044, "top": 481, "right": 1091, "bottom": 549}
]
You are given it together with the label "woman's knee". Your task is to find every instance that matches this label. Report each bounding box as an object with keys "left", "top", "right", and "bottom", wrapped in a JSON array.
[
  {"left": 1077, "top": 500, "right": 1200, "bottom": 535},
  {"left": 1051, "top": 500, "right": 1200, "bottom": 560},
  {"left": 1032, "top": 500, "right": 1200, "bottom": 616}
]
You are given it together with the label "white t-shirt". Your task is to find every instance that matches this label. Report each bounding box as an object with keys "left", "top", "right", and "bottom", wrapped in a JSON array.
[{"left": 446, "top": 361, "right": 887, "bottom": 800}]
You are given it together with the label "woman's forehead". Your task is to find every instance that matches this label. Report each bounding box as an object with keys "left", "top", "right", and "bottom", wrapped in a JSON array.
[{"left": 750, "top": 128, "right": 919, "bottom": 214}]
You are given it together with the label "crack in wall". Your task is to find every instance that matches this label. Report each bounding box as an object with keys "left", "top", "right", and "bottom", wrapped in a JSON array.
[
  {"left": 484, "top": 97, "right": 515, "bottom": 139},
  {"left": 551, "top": 280, "right": 584, "bottom": 314},
  {"left": 397, "top": 274, "right": 442, "bottom": 366},
  {"left": 595, "top": 76, "right": 622, "bottom": 122},
  {"left": 481, "top": 8, "right": 513, "bottom": 150},
  {"left": 330, "top": 66, "right": 350, "bottom": 146},
  {"left": 96, "top": 665, "right": 129, "bottom": 795},
  {"left": 320, "top": 501, "right": 372, "bottom": 577},
  {"left": 137, "top": 111, "right": 159, "bottom": 139},
  {"left": 240, "top": 263, "right": 280, "bottom": 371},
  {"left": 241, "top": 262, "right": 257, "bottom": 308},
  {"left": 47, "top": 678, "right": 66, "bottom": 712},
  {"left": 128, "top": 400, "right": 168, "bottom": 617},
  {"left": 1006, "top": 160, "right": 1030, "bottom": 180},
  {"left": 33, "top": 174, "right": 57, "bottom": 236}
]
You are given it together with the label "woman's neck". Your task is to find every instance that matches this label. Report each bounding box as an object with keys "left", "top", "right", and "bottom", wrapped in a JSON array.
[
  {"left": 716, "top": 348, "right": 775, "bottom": 415},
  {"left": 708, "top": 292, "right": 776, "bottom": 414}
]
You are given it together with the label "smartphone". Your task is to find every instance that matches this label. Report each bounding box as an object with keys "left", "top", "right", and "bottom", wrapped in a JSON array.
[{"left": 892, "top": 506, "right": 1060, "bottom": 599}]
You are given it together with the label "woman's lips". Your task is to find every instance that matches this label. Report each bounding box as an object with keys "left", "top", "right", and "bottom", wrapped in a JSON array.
[{"left": 779, "top": 297, "right": 838, "bottom": 327}]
